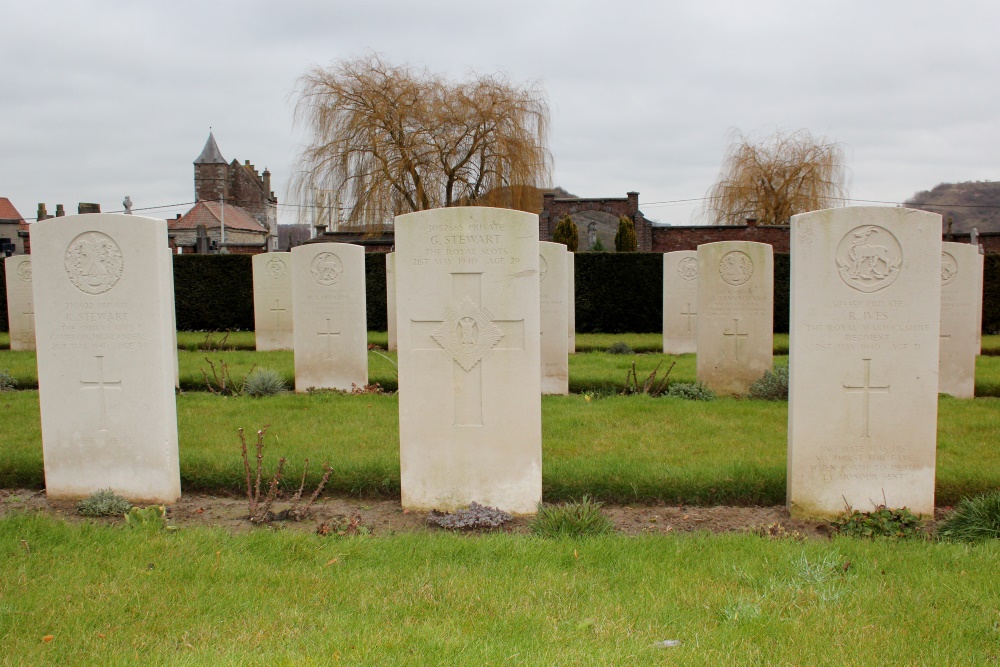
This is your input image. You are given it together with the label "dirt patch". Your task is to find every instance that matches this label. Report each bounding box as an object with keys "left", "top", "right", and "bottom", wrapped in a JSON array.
[{"left": 0, "top": 488, "right": 875, "bottom": 538}]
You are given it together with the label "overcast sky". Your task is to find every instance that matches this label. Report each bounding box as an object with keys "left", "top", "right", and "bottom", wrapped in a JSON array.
[{"left": 4, "top": 0, "right": 999, "bottom": 226}]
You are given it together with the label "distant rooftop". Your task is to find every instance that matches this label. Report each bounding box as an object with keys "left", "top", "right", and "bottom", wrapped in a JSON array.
[{"left": 0, "top": 197, "right": 25, "bottom": 222}]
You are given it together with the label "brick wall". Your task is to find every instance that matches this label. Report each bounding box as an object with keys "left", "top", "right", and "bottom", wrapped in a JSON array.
[
  {"left": 652, "top": 223, "right": 791, "bottom": 253},
  {"left": 539, "top": 192, "right": 652, "bottom": 251}
]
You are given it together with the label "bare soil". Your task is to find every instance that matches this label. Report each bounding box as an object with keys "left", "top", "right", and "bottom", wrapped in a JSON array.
[{"left": 0, "top": 488, "right": 882, "bottom": 539}]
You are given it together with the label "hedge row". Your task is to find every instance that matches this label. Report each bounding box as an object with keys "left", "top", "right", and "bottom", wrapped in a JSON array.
[{"left": 2, "top": 252, "right": 997, "bottom": 334}]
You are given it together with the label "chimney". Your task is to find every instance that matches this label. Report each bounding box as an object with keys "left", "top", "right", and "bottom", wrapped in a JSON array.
[
  {"left": 78, "top": 203, "right": 101, "bottom": 214},
  {"left": 37, "top": 203, "right": 48, "bottom": 221},
  {"left": 262, "top": 167, "right": 271, "bottom": 194},
  {"left": 56, "top": 204, "right": 66, "bottom": 217}
]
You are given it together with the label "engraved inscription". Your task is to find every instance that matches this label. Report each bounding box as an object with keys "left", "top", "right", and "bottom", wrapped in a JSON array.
[
  {"left": 310, "top": 252, "right": 343, "bottom": 285},
  {"left": 16, "top": 260, "right": 32, "bottom": 283},
  {"left": 80, "top": 355, "right": 122, "bottom": 431},
  {"left": 317, "top": 318, "right": 341, "bottom": 360},
  {"left": 64, "top": 232, "right": 124, "bottom": 295},
  {"left": 836, "top": 226, "right": 902, "bottom": 293},
  {"left": 680, "top": 303, "right": 697, "bottom": 332},
  {"left": 677, "top": 257, "right": 697, "bottom": 281},
  {"left": 940, "top": 252, "right": 958, "bottom": 286},
  {"left": 719, "top": 251, "right": 753, "bottom": 286},
  {"left": 722, "top": 317, "right": 749, "bottom": 360},
  {"left": 270, "top": 299, "right": 286, "bottom": 327},
  {"left": 266, "top": 257, "right": 288, "bottom": 280},
  {"left": 538, "top": 254, "right": 548, "bottom": 283},
  {"left": 842, "top": 358, "right": 889, "bottom": 438},
  {"left": 431, "top": 298, "right": 504, "bottom": 372}
]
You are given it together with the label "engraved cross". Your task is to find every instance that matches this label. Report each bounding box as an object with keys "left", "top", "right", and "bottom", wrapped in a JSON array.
[
  {"left": 270, "top": 299, "right": 286, "bottom": 328},
  {"left": 23, "top": 306, "right": 34, "bottom": 332},
  {"left": 722, "top": 318, "right": 748, "bottom": 361},
  {"left": 80, "top": 355, "right": 122, "bottom": 432},
  {"left": 410, "top": 272, "right": 525, "bottom": 426},
  {"left": 317, "top": 319, "right": 340, "bottom": 360},
  {"left": 680, "top": 303, "right": 697, "bottom": 333},
  {"left": 842, "top": 358, "right": 890, "bottom": 439}
]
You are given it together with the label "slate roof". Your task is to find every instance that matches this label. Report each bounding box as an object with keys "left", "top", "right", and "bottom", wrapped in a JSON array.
[
  {"left": 194, "top": 132, "right": 227, "bottom": 165},
  {"left": 169, "top": 201, "right": 268, "bottom": 234},
  {"left": 0, "top": 197, "right": 25, "bottom": 222}
]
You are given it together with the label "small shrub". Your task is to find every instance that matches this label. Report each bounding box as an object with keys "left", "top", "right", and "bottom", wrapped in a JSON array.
[
  {"left": 77, "top": 489, "right": 132, "bottom": 517},
  {"left": 530, "top": 496, "right": 616, "bottom": 538},
  {"left": 747, "top": 522, "right": 804, "bottom": 541},
  {"left": 350, "top": 383, "right": 385, "bottom": 395},
  {"left": 317, "top": 515, "right": 370, "bottom": 537},
  {"left": 831, "top": 504, "right": 925, "bottom": 539},
  {"left": 747, "top": 364, "right": 789, "bottom": 400},
  {"left": 124, "top": 505, "right": 174, "bottom": 531},
  {"left": 937, "top": 491, "right": 1000, "bottom": 542},
  {"left": 552, "top": 215, "right": 579, "bottom": 252},
  {"left": 243, "top": 367, "right": 287, "bottom": 397},
  {"left": 202, "top": 357, "right": 254, "bottom": 396},
  {"left": 606, "top": 341, "right": 633, "bottom": 355},
  {"left": 589, "top": 237, "right": 606, "bottom": 252},
  {"left": 0, "top": 370, "right": 15, "bottom": 391},
  {"left": 614, "top": 216, "right": 637, "bottom": 252},
  {"left": 665, "top": 382, "right": 716, "bottom": 401},
  {"left": 427, "top": 502, "right": 513, "bottom": 531}
]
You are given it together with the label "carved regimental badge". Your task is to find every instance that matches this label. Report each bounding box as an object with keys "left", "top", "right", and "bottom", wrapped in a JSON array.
[
  {"left": 538, "top": 254, "right": 548, "bottom": 283},
  {"left": 266, "top": 257, "right": 288, "bottom": 281},
  {"left": 677, "top": 257, "right": 697, "bottom": 281},
  {"left": 940, "top": 252, "right": 958, "bottom": 286},
  {"left": 16, "top": 260, "right": 32, "bottom": 283},
  {"left": 310, "top": 252, "right": 343, "bottom": 285},
  {"left": 431, "top": 298, "right": 505, "bottom": 372},
  {"left": 719, "top": 251, "right": 753, "bottom": 286},
  {"left": 64, "top": 232, "right": 124, "bottom": 295},
  {"left": 836, "top": 225, "right": 902, "bottom": 293}
]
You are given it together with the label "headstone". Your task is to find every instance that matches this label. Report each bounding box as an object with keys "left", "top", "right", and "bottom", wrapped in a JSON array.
[
  {"left": 386, "top": 252, "right": 397, "bottom": 351},
  {"left": 291, "top": 243, "right": 367, "bottom": 391},
  {"left": 395, "top": 207, "right": 542, "bottom": 513},
  {"left": 5, "top": 255, "right": 36, "bottom": 351},
  {"left": 164, "top": 248, "right": 179, "bottom": 389},
  {"left": 788, "top": 206, "right": 941, "bottom": 518},
  {"left": 695, "top": 242, "right": 773, "bottom": 395},
  {"left": 976, "top": 247, "right": 984, "bottom": 355},
  {"left": 539, "top": 241, "right": 569, "bottom": 395},
  {"left": 939, "top": 242, "right": 980, "bottom": 398},
  {"left": 30, "top": 214, "right": 180, "bottom": 502},
  {"left": 663, "top": 250, "right": 698, "bottom": 354},
  {"left": 567, "top": 251, "right": 576, "bottom": 354},
  {"left": 252, "top": 252, "right": 294, "bottom": 350}
]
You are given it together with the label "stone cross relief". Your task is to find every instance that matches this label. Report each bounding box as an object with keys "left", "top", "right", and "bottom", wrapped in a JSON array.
[
  {"left": 80, "top": 355, "right": 122, "bottom": 432},
  {"left": 23, "top": 306, "right": 34, "bottom": 332},
  {"left": 842, "top": 358, "right": 890, "bottom": 439},
  {"left": 270, "top": 299, "right": 286, "bottom": 328},
  {"left": 317, "top": 318, "right": 341, "bottom": 360},
  {"left": 410, "top": 271, "right": 525, "bottom": 426},
  {"left": 722, "top": 317, "right": 748, "bottom": 360},
  {"left": 680, "top": 303, "right": 697, "bottom": 333}
]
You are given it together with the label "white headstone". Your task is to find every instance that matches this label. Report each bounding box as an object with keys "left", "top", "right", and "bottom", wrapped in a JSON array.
[
  {"left": 663, "top": 250, "right": 698, "bottom": 354},
  {"left": 788, "top": 207, "right": 941, "bottom": 518},
  {"left": 939, "top": 242, "right": 980, "bottom": 398},
  {"left": 539, "top": 241, "right": 569, "bottom": 395},
  {"left": 567, "top": 251, "right": 576, "bottom": 354},
  {"left": 395, "top": 207, "right": 542, "bottom": 513},
  {"left": 5, "top": 255, "right": 36, "bottom": 351},
  {"left": 163, "top": 248, "right": 179, "bottom": 389},
  {"left": 291, "top": 243, "right": 368, "bottom": 392},
  {"left": 386, "top": 252, "right": 397, "bottom": 351},
  {"left": 252, "top": 252, "right": 294, "bottom": 351},
  {"left": 976, "top": 248, "right": 984, "bottom": 355},
  {"left": 696, "top": 242, "right": 773, "bottom": 395},
  {"left": 30, "top": 214, "right": 180, "bottom": 502}
]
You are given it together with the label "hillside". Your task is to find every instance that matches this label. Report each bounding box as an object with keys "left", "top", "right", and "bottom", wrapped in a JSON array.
[{"left": 906, "top": 181, "right": 1000, "bottom": 233}]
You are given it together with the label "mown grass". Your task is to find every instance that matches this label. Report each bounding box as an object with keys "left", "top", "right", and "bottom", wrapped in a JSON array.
[
  {"left": 3, "top": 390, "right": 998, "bottom": 506},
  {"left": 0, "top": 514, "right": 998, "bottom": 666}
]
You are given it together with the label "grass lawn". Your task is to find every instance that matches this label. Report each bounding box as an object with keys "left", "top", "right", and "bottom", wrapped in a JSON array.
[
  {"left": 2, "top": 390, "right": 998, "bottom": 506},
  {"left": 0, "top": 514, "right": 997, "bottom": 665}
]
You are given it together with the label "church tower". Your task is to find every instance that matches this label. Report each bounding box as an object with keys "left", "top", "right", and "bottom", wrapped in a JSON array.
[{"left": 194, "top": 133, "right": 229, "bottom": 202}]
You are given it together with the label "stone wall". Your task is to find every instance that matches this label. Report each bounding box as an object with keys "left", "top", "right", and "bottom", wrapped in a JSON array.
[
  {"left": 652, "top": 222, "right": 791, "bottom": 253},
  {"left": 539, "top": 192, "right": 652, "bottom": 251}
]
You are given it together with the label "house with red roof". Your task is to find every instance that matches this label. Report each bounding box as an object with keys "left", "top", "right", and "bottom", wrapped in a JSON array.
[
  {"left": 167, "top": 201, "right": 269, "bottom": 254},
  {"left": 0, "top": 198, "right": 29, "bottom": 255}
]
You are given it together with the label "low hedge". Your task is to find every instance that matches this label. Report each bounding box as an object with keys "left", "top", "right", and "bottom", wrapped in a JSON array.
[{"left": 0, "top": 250, "right": 995, "bottom": 334}]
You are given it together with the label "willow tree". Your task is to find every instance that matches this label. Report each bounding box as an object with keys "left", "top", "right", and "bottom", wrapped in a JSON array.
[
  {"left": 292, "top": 54, "right": 551, "bottom": 230},
  {"left": 704, "top": 130, "right": 848, "bottom": 225}
]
